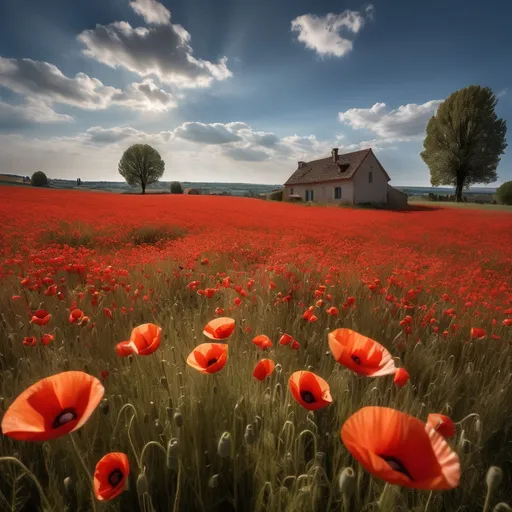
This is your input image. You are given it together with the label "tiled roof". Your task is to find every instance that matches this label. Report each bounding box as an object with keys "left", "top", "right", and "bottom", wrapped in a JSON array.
[{"left": 284, "top": 148, "right": 387, "bottom": 186}]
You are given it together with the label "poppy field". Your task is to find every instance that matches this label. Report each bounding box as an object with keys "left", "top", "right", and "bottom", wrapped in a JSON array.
[{"left": 0, "top": 186, "right": 512, "bottom": 512}]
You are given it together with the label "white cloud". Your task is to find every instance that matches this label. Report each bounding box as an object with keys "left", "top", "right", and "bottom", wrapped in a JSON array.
[
  {"left": 223, "top": 146, "right": 271, "bottom": 162},
  {"left": 0, "top": 98, "right": 72, "bottom": 125},
  {"left": 173, "top": 122, "right": 242, "bottom": 144},
  {"left": 338, "top": 100, "right": 442, "bottom": 139},
  {"left": 291, "top": 6, "right": 373, "bottom": 57},
  {"left": 112, "top": 79, "right": 177, "bottom": 111},
  {"left": 0, "top": 58, "right": 177, "bottom": 119},
  {"left": 130, "top": 0, "right": 171, "bottom": 25},
  {"left": 78, "top": 1, "right": 231, "bottom": 88},
  {"left": 497, "top": 88, "right": 507, "bottom": 98},
  {"left": 0, "top": 57, "right": 117, "bottom": 109}
]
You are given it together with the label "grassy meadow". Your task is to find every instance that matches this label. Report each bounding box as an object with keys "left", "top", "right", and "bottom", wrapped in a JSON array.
[{"left": 0, "top": 187, "right": 511, "bottom": 512}]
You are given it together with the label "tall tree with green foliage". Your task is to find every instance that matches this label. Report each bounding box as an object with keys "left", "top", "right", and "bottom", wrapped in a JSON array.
[
  {"left": 421, "top": 86, "right": 507, "bottom": 202},
  {"left": 170, "top": 181, "right": 183, "bottom": 194},
  {"left": 118, "top": 144, "right": 165, "bottom": 194}
]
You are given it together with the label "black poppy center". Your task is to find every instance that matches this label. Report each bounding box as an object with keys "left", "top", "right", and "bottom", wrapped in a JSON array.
[
  {"left": 351, "top": 355, "right": 362, "bottom": 365},
  {"left": 108, "top": 469, "right": 124, "bottom": 487},
  {"left": 380, "top": 455, "right": 414, "bottom": 480},
  {"left": 52, "top": 408, "right": 78, "bottom": 429},
  {"left": 207, "top": 358, "right": 218, "bottom": 367},
  {"left": 300, "top": 391, "right": 316, "bottom": 403}
]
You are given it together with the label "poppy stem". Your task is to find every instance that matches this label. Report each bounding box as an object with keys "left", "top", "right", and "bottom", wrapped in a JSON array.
[
  {"left": 69, "top": 434, "right": 97, "bottom": 512},
  {"left": 424, "top": 491, "right": 433, "bottom": 511},
  {"left": 0, "top": 457, "right": 52, "bottom": 511},
  {"left": 139, "top": 441, "right": 166, "bottom": 470},
  {"left": 173, "top": 460, "right": 182, "bottom": 512},
  {"left": 378, "top": 483, "right": 396, "bottom": 510}
]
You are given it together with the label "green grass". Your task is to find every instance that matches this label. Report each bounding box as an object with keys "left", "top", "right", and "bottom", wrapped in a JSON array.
[
  {"left": 408, "top": 198, "right": 512, "bottom": 211},
  {"left": 0, "top": 261, "right": 511, "bottom": 511}
]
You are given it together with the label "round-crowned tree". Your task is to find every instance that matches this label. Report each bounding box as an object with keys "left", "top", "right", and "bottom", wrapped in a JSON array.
[
  {"left": 421, "top": 86, "right": 507, "bottom": 202},
  {"left": 496, "top": 181, "right": 512, "bottom": 205},
  {"left": 31, "top": 171, "right": 48, "bottom": 187},
  {"left": 118, "top": 144, "right": 165, "bottom": 194},
  {"left": 170, "top": 181, "right": 183, "bottom": 194}
]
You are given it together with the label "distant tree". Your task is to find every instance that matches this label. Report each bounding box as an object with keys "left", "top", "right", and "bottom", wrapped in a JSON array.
[
  {"left": 118, "top": 144, "right": 165, "bottom": 194},
  {"left": 421, "top": 86, "right": 507, "bottom": 202},
  {"left": 496, "top": 181, "right": 512, "bottom": 205},
  {"left": 77, "top": 178, "right": 81, "bottom": 186},
  {"left": 31, "top": 171, "right": 48, "bottom": 187},
  {"left": 170, "top": 181, "right": 183, "bottom": 194}
]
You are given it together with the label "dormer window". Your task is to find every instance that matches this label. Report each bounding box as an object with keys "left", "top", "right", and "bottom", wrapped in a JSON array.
[{"left": 338, "top": 164, "right": 349, "bottom": 173}]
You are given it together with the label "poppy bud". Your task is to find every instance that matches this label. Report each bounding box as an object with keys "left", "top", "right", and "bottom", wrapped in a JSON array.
[
  {"left": 160, "top": 376, "right": 169, "bottom": 390},
  {"left": 244, "top": 424, "right": 257, "bottom": 445},
  {"left": 212, "top": 384, "right": 218, "bottom": 394},
  {"left": 275, "top": 364, "right": 282, "bottom": 374},
  {"left": 178, "top": 372, "right": 184, "bottom": 387},
  {"left": 254, "top": 415, "right": 262, "bottom": 432},
  {"left": 136, "top": 470, "right": 149, "bottom": 495},
  {"left": 486, "top": 466, "right": 503, "bottom": 493},
  {"left": 166, "top": 438, "right": 180, "bottom": 469},
  {"left": 100, "top": 399, "right": 109, "bottom": 416},
  {"left": 63, "top": 476, "right": 73, "bottom": 497},
  {"left": 166, "top": 407, "right": 173, "bottom": 421},
  {"left": 338, "top": 467, "right": 356, "bottom": 496},
  {"left": 154, "top": 420, "right": 164, "bottom": 435},
  {"left": 314, "top": 452, "right": 325, "bottom": 466},
  {"left": 493, "top": 503, "right": 511, "bottom": 511},
  {"left": 208, "top": 474, "right": 219, "bottom": 488},
  {"left": 217, "top": 432, "right": 232, "bottom": 458},
  {"left": 174, "top": 412, "right": 184, "bottom": 427}
]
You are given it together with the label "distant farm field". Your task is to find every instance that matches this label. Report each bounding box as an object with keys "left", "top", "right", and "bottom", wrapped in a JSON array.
[{"left": 0, "top": 186, "right": 511, "bottom": 512}]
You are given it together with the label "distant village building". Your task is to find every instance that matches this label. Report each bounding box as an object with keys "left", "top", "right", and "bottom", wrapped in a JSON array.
[{"left": 284, "top": 148, "right": 408, "bottom": 209}]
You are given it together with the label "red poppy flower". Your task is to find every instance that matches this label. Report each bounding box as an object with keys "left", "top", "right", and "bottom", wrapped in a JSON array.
[
  {"left": 215, "top": 307, "right": 225, "bottom": 316},
  {"left": 69, "top": 309, "right": 84, "bottom": 325},
  {"left": 41, "top": 334, "right": 54, "bottom": 346},
  {"left": 503, "top": 318, "right": 512, "bottom": 327},
  {"left": 291, "top": 340, "right": 300, "bottom": 350},
  {"left": 187, "top": 343, "right": 228, "bottom": 374},
  {"left": 427, "top": 414, "right": 456, "bottom": 438},
  {"left": 279, "top": 333, "right": 294, "bottom": 346},
  {"left": 341, "top": 406, "right": 460, "bottom": 490},
  {"left": 253, "top": 359, "right": 275, "bottom": 380},
  {"left": 328, "top": 329, "right": 396, "bottom": 377},
  {"left": 203, "top": 317, "right": 235, "bottom": 340},
  {"left": 326, "top": 307, "right": 339, "bottom": 316},
  {"left": 252, "top": 335, "right": 272, "bottom": 350},
  {"left": 394, "top": 368, "right": 409, "bottom": 387},
  {"left": 30, "top": 309, "right": 51, "bottom": 326},
  {"left": 94, "top": 452, "right": 129, "bottom": 501},
  {"left": 288, "top": 371, "right": 332, "bottom": 411},
  {"left": 470, "top": 327, "right": 486, "bottom": 339},
  {"left": 23, "top": 336, "right": 37, "bottom": 347},
  {"left": 103, "top": 308, "right": 113, "bottom": 320},
  {"left": 1, "top": 371, "right": 104, "bottom": 441},
  {"left": 117, "top": 323, "right": 161, "bottom": 357}
]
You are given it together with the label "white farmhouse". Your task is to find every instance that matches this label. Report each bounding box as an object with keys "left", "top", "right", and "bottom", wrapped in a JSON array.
[{"left": 284, "top": 148, "right": 407, "bottom": 208}]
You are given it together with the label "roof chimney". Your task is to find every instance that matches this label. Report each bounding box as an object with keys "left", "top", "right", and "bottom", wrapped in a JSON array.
[
  {"left": 332, "top": 148, "right": 339, "bottom": 162},
  {"left": 298, "top": 161, "right": 305, "bottom": 168}
]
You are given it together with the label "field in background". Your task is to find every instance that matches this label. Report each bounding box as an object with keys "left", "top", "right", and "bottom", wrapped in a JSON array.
[{"left": 0, "top": 186, "right": 511, "bottom": 511}]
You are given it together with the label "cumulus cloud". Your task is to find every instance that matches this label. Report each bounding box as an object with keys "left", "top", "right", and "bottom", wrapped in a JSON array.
[
  {"left": 173, "top": 122, "right": 242, "bottom": 144},
  {"left": 291, "top": 6, "right": 373, "bottom": 57},
  {"left": 0, "top": 57, "right": 117, "bottom": 109},
  {"left": 82, "top": 126, "right": 172, "bottom": 145},
  {"left": 0, "top": 57, "right": 177, "bottom": 119},
  {"left": 78, "top": 0, "right": 231, "bottom": 88},
  {"left": 112, "top": 79, "right": 177, "bottom": 111},
  {"left": 223, "top": 146, "right": 271, "bottom": 162},
  {"left": 0, "top": 98, "right": 72, "bottom": 126},
  {"left": 338, "top": 100, "right": 442, "bottom": 139},
  {"left": 130, "top": 0, "right": 171, "bottom": 25}
]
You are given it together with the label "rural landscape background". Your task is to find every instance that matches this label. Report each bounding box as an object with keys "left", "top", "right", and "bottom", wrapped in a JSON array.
[{"left": 1, "top": 0, "right": 512, "bottom": 511}]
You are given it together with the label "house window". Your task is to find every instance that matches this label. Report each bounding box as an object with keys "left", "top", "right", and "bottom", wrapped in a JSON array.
[
  {"left": 290, "top": 188, "right": 294, "bottom": 195},
  {"left": 334, "top": 187, "right": 342, "bottom": 199},
  {"left": 305, "top": 190, "right": 314, "bottom": 201},
  {"left": 369, "top": 171, "right": 373, "bottom": 184}
]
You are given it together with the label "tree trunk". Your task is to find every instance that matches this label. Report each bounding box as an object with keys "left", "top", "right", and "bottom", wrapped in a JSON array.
[
  {"left": 141, "top": 182, "right": 146, "bottom": 195},
  {"left": 455, "top": 177, "right": 463, "bottom": 202}
]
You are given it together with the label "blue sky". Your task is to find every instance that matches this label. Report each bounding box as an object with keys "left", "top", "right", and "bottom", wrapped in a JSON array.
[{"left": 0, "top": 0, "right": 510, "bottom": 186}]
